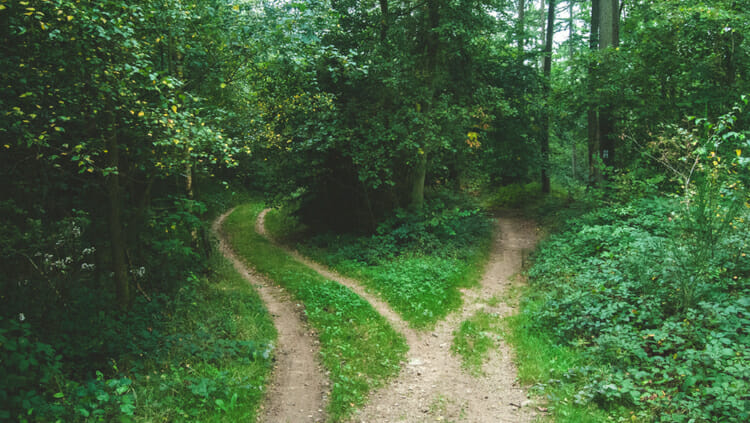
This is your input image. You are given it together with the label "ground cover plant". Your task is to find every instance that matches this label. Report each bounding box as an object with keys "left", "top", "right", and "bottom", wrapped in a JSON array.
[
  {"left": 0, "top": 252, "right": 276, "bottom": 422},
  {"left": 507, "top": 100, "right": 750, "bottom": 422},
  {"left": 515, "top": 195, "right": 749, "bottom": 422},
  {"left": 223, "top": 203, "right": 408, "bottom": 420},
  {"left": 269, "top": 190, "right": 494, "bottom": 328},
  {"left": 451, "top": 310, "right": 505, "bottom": 375}
]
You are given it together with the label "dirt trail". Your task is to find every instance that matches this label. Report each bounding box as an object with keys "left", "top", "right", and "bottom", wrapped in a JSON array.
[
  {"left": 258, "top": 209, "right": 540, "bottom": 422},
  {"left": 213, "top": 210, "right": 327, "bottom": 423}
]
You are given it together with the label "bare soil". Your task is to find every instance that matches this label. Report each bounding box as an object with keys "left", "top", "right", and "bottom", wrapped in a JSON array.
[
  {"left": 257, "top": 209, "right": 541, "bottom": 423},
  {"left": 214, "top": 209, "right": 328, "bottom": 423}
]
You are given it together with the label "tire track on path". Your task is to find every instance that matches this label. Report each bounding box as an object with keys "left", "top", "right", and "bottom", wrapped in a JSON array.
[
  {"left": 214, "top": 209, "right": 327, "bottom": 423},
  {"left": 258, "top": 209, "right": 541, "bottom": 422}
]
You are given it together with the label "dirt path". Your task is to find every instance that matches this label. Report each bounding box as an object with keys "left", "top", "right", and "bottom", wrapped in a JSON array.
[
  {"left": 258, "top": 209, "right": 540, "bottom": 422},
  {"left": 213, "top": 210, "right": 327, "bottom": 423}
]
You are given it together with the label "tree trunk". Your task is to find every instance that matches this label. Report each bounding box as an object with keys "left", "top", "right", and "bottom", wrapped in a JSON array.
[
  {"left": 517, "top": 0, "right": 525, "bottom": 59},
  {"left": 410, "top": 0, "right": 440, "bottom": 210},
  {"left": 105, "top": 112, "right": 130, "bottom": 310},
  {"left": 538, "top": 0, "right": 546, "bottom": 68},
  {"left": 598, "top": 0, "right": 618, "bottom": 169},
  {"left": 587, "top": 0, "right": 600, "bottom": 183},
  {"left": 411, "top": 152, "right": 427, "bottom": 210},
  {"left": 568, "top": 0, "right": 574, "bottom": 60},
  {"left": 541, "top": 0, "right": 555, "bottom": 194}
]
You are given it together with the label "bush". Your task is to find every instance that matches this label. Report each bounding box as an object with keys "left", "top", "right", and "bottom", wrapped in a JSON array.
[{"left": 525, "top": 197, "right": 750, "bottom": 421}]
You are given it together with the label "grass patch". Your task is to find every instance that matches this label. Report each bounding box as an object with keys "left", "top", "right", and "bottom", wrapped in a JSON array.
[
  {"left": 4, "top": 252, "right": 279, "bottom": 422},
  {"left": 223, "top": 203, "right": 408, "bottom": 421},
  {"left": 451, "top": 311, "right": 504, "bottom": 375},
  {"left": 132, "top": 253, "right": 277, "bottom": 422},
  {"left": 273, "top": 192, "right": 495, "bottom": 329},
  {"left": 504, "top": 297, "right": 618, "bottom": 423}
]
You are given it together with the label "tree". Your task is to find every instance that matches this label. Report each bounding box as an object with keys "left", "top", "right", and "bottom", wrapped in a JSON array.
[
  {"left": 597, "top": 0, "right": 619, "bottom": 169},
  {"left": 541, "top": 0, "right": 556, "bottom": 193},
  {"left": 0, "top": 0, "right": 247, "bottom": 310}
]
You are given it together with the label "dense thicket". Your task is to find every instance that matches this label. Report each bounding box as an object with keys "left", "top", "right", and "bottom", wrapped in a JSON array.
[
  {"left": 253, "top": 0, "right": 545, "bottom": 230},
  {"left": 1, "top": 0, "right": 265, "bottom": 420}
]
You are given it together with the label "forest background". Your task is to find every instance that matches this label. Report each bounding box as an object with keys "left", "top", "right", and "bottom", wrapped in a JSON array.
[{"left": 1, "top": 0, "right": 748, "bottom": 421}]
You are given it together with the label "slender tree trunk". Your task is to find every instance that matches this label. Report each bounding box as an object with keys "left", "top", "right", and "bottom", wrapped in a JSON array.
[
  {"left": 569, "top": 0, "right": 574, "bottom": 60},
  {"left": 538, "top": 0, "right": 546, "bottom": 68},
  {"left": 517, "top": 0, "right": 525, "bottom": 60},
  {"left": 411, "top": 153, "right": 427, "bottom": 209},
  {"left": 587, "top": 0, "right": 600, "bottom": 183},
  {"left": 541, "top": 0, "right": 555, "bottom": 194},
  {"left": 598, "top": 0, "right": 618, "bottom": 168},
  {"left": 411, "top": 0, "right": 440, "bottom": 210},
  {"left": 569, "top": 0, "right": 577, "bottom": 182},
  {"left": 105, "top": 111, "right": 130, "bottom": 310}
]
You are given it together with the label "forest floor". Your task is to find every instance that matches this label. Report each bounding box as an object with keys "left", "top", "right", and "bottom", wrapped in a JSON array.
[
  {"left": 217, "top": 208, "right": 542, "bottom": 422},
  {"left": 214, "top": 210, "right": 328, "bottom": 423}
]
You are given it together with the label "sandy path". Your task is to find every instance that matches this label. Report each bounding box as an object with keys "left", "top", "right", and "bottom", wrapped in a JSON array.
[
  {"left": 258, "top": 209, "right": 540, "bottom": 422},
  {"left": 213, "top": 209, "right": 327, "bottom": 423}
]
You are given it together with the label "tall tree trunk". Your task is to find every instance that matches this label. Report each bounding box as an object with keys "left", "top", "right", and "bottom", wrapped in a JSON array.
[
  {"left": 587, "top": 0, "right": 600, "bottom": 183},
  {"left": 517, "top": 0, "right": 525, "bottom": 60},
  {"left": 411, "top": 0, "right": 440, "bottom": 210},
  {"left": 541, "top": 0, "right": 555, "bottom": 194},
  {"left": 538, "top": 0, "right": 546, "bottom": 68},
  {"left": 569, "top": 0, "right": 577, "bottom": 182},
  {"left": 568, "top": 1, "right": 574, "bottom": 60},
  {"left": 105, "top": 111, "right": 130, "bottom": 310},
  {"left": 597, "top": 0, "right": 618, "bottom": 169}
]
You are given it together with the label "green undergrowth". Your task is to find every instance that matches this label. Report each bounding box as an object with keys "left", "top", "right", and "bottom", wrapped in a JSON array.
[
  {"left": 451, "top": 310, "right": 505, "bottom": 375},
  {"left": 223, "top": 203, "right": 408, "bottom": 421},
  {"left": 513, "top": 196, "right": 750, "bottom": 422},
  {"left": 1, "top": 252, "right": 276, "bottom": 422},
  {"left": 131, "top": 253, "right": 277, "bottom": 422},
  {"left": 505, "top": 294, "right": 625, "bottom": 423},
  {"left": 269, "top": 192, "right": 494, "bottom": 328},
  {"left": 482, "top": 181, "right": 592, "bottom": 231}
]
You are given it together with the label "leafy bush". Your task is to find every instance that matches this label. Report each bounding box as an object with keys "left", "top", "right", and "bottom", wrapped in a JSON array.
[
  {"left": 0, "top": 253, "right": 275, "bottom": 422},
  {"left": 0, "top": 316, "right": 62, "bottom": 422},
  {"left": 524, "top": 196, "right": 750, "bottom": 422}
]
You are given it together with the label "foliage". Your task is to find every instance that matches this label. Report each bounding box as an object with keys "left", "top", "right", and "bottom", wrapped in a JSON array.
[
  {"left": 451, "top": 310, "right": 505, "bottom": 375},
  {"left": 223, "top": 203, "right": 408, "bottom": 420},
  {"left": 251, "top": 0, "right": 543, "bottom": 225},
  {"left": 288, "top": 190, "right": 494, "bottom": 327},
  {"left": 0, "top": 251, "right": 275, "bottom": 422},
  {"left": 504, "top": 308, "right": 622, "bottom": 423},
  {"left": 522, "top": 186, "right": 749, "bottom": 421}
]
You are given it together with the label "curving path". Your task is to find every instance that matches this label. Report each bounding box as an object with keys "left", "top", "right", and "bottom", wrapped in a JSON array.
[
  {"left": 213, "top": 209, "right": 327, "bottom": 423},
  {"left": 257, "top": 209, "right": 541, "bottom": 422}
]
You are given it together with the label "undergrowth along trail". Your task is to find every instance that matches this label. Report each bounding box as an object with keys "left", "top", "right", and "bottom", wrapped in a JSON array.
[
  {"left": 214, "top": 209, "right": 327, "bottom": 423},
  {"left": 261, "top": 207, "right": 542, "bottom": 422},
  {"left": 221, "top": 204, "right": 407, "bottom": 421}
]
